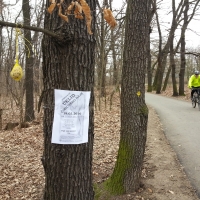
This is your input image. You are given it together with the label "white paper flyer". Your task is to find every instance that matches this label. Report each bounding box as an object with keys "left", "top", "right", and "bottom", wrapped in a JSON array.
[{"left": 51, "top": 89, "right": 91, "bottom": 144}]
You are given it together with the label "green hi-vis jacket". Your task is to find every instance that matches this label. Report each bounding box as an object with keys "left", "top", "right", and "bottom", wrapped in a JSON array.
[{"left": 188, "top": 75, "right": 200, "bottom": 88}]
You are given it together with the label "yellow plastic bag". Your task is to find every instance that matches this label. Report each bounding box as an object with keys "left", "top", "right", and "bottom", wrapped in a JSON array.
[{"left": 10, "top": 60, "right": 23, "bottom": 81}]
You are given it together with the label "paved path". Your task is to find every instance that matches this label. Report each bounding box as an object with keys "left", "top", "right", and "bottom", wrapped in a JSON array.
[{"left": 145, "top": 93, "right": 200, "bottom": 197}]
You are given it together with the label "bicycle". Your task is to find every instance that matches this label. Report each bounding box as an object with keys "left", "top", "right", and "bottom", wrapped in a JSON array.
[{"left": 191, "top": 87, "right": 200, "bottom": 111}]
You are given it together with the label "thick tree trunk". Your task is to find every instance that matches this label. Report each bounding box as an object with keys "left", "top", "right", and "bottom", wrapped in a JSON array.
[
  {"left": 22, "top": 0, "right": 35, "bottom": 121},
  {"left": 42, "top": 0, "right": 96, "bottom": 199},
  {"left": 105, "top": 0, "right": 149, "bottom": 194}
]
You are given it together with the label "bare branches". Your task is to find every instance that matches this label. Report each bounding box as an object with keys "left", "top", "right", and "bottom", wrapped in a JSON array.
[{"left": 176, "top": 51, "right": 200, "bottom": 57}]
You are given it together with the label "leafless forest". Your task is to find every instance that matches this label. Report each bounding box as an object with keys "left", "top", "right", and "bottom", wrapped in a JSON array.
[{"left": 0, "top": 0, "right": 200, "bottom": 199}]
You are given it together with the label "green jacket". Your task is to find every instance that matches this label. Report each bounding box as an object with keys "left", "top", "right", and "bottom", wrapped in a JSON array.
[{"left": 188, "top": 75, "right": 200, "bottom": 88}]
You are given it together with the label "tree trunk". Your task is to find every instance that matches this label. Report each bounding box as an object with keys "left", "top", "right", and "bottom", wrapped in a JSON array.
[
  {"left": 179, "top": 0, "right": 189, "bottom": 96},
  {"left": 0, "top": 27, "right": 2, "bottom": 87},
  {"left": 111, "top": 29, "right": 118, "bottom": 85},
  {"left": 146, "top": 1, "right": 156, "bottom": 92},
  {"left": 42, "top": 0, "right": 96, "bottom": 199},
  {"left": 171, "top": 58, "right": 178, "bottom": 96},
  {"left": 147, "top": 27, "right": 152, "bottom": 92},
  {"left": 162, "top": 65, "right": 171, "bottom": 92},
  {"left": 99, "top": 8, "right": 106, "bottom": 97},
  {"left": 156, "top": 45, "right": 170, "bottom": 94},
  {"left": 154, "top": 0, "right": 186, "bottom": 94},
  {"left": 152, "top": 11, "right": 169, "bottom": 93},
  {"left": 152, "top": 64, "right": 158, "bottom": 90},
  {"left": 105, "top": 0, "right": 149, "bottom": 194},
  {"left": 169, "top": 29, "right": 178, "bottom": 96},
  {"left": 22, "top": 0, "right": 35, "bottom": 121}
]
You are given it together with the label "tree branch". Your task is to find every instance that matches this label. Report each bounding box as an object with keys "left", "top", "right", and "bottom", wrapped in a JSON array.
[
  {"left": 176, "top": 51, "right": 200, "bottom": 57},
  {"left": 0, "top": 20, "right": 61, "bottom": 39}
]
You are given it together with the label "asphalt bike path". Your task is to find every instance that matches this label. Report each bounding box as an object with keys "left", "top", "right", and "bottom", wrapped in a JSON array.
[{"left": 145, "top": 93, "right": 200, "bottom": 197}]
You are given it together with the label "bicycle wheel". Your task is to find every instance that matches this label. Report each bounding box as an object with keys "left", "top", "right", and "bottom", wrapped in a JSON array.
[{"left": 192, "top": 98, "right": 196, "bottom": 108}]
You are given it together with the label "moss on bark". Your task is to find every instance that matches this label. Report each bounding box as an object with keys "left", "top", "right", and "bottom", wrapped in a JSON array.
[
  {"left": 103, "top": 140, "right": 132, "bottom": 195},
  {"left": 140, "top": 105, "right": 149, "bottom": 116}
]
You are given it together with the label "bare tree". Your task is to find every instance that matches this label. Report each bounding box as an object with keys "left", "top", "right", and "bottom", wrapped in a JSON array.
[
  {"left": 104, "top": 0, "right": 150, "bottom": 195},
  {"left": 22, "top": 0, "right": 35, "bottom": 121},
  {"left": 179, "top": 0, "right": 200, "bottom": 95},
  {"left": 153, "top": 0, "right": 200, "bottom": 94},
  {"left": 95, "top": 1, "right": 125, "bottom": 110},
  {"left": 147, "top": 0, "right": 157, "bottom": 92},
  {"left": 170, "top": 0, "right": 178, "bottom": 96}
]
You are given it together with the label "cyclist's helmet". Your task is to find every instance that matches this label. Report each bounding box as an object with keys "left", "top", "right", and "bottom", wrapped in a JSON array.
[{"left": 194, "top": 70, "right": 199, "bottom": 75}]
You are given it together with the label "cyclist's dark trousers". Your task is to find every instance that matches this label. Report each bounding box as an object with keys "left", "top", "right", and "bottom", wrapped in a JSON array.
[{"left": 191, "top": 88, "right": 199, "bottom": 98}]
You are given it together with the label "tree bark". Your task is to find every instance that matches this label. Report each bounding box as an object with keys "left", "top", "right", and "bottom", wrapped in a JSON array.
[
  {"left": 147, "top": 26, "right": 152, "bottom": 92},
  {"left": 42, "top": 0, "right": 96, "bottom": 199},
  {"left": 162, "top": 65, "right": 171, "bottom": 92},
  {"left": 105, "top": 0, "right": 149, "bottom": 194},
  {"left": 152, "top": 10, "right": 163, "bottom": 92},
  {"left": 111, "top": 28, "right": 118, "bottom": 85},
  {"left": 99, "top": 8, "right": 106, "bottom": 97},
  {"left": 22, "top": 0, "right": 35, "bottom": 121},
  {"left": 0, "top": 27, "right": 2, "bottom": 84},
  {"left": 169, "top": 2, "right": 178, "bottom": 96},
  {"left": 147, "top": 0, "right": 156, "bottom": 92},
  {"left": 179, "top": 0, "right": 189, "bottom": 96},
  {"left": 170, "top": 41, "right": 178, "bottom": 96}
]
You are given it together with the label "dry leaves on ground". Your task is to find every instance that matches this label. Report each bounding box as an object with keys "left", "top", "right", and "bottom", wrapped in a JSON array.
[
  {"left": 0, "top": 124, "right": 44, "bottom": 199},
  {"left": 0, "top": 86, "right": 199, "bottom": 200}
]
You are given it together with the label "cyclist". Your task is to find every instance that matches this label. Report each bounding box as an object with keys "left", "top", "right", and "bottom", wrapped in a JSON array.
[{"left": 188, "top": 70, "right": 200, "bottom": 100}]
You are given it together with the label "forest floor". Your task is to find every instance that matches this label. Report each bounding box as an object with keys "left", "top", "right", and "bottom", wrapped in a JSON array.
[{"left": 0, "top": 85, "right": 199, "bottom": 200}]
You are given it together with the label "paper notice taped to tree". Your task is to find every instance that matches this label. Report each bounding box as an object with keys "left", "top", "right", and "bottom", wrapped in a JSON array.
[{"left": 52, "top": 89, "right": 91, "bottom": 144}]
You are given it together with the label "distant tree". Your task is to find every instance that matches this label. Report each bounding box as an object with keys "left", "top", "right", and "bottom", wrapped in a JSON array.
[
  {"left": 179, "top": 0, "right": 200, "bottom": 95},
  {"left": 169, "top": 0, "right": 178, "bottom": 96},
  {"left": 147, "top": 0, "right": 156, "bottom": 92},
  {"left": 0, "top": 26, "right": 2, "bottom": 78},
  {"left": 153, "top": 0, "right": 200, "bottom": 94},
  {"left": 22, "top": 0, "right": 35, "bottom": 121},
  {"left": 95, "top": 1, "right": 124, "bottom": 109}
]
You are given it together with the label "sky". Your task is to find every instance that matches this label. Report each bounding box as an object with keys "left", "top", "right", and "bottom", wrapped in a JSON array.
[
  {"left": 112, "top": 0, "right": 200, "bottom": 49},
  {"left": 153, "top": 1, "right": 200, "bottom": 49}
]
